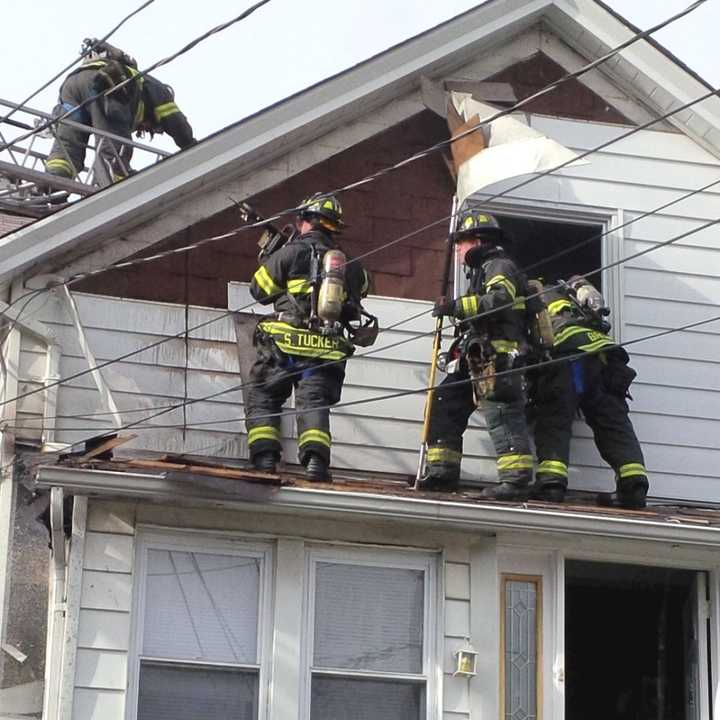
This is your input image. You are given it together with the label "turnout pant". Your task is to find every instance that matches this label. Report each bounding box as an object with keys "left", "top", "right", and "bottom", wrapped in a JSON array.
[
  {"left": 245, "top": 336, "right": 345, "bottom": 466},
  {"left": 46, "top": 72, "right": 133, "bottom": 186},
  {"left": 533, "top": 354, "right": 647, "bottom": 490},
  {"left": 426, "top": 365, "right": 533, "bottom": 486}
]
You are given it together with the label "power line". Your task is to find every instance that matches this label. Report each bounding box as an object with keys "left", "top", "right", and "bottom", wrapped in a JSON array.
[
  {"left": 2, "top": 1, "right": 707, "bottom": 293},
  {"left": 14, "top": 207, "right": 720, "bottom": 435},
  {"left": 11, "top": 308, "right": 720, "bottom": 434},
  {"left": 6, "top": 183, "right": 720, "bottom": 423},
  {"left": 0, "top": 0, "right": 158, "bottom": 127},
  {"left": 0, "top": 0, "right": 273, "bottom": 155}
]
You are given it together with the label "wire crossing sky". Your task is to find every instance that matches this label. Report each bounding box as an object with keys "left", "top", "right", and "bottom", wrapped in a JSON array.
[{"left": 3, "top": 0, "right": 719, "bottom": 152}]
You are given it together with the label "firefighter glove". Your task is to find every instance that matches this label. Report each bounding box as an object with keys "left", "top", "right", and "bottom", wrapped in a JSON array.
[{"left": 432, "top": 297, "right": 457, "bottom": 318}]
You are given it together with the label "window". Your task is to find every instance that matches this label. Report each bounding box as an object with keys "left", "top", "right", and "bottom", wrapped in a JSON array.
[
  {"left": 501, "top": 575, "right": 542, "bottom": 720},
  {"left": 303, "top": 550, "right": 437, "bottom": 720},
  {"left": 130, "top": 534, "right": 271, "bottom": 720}
]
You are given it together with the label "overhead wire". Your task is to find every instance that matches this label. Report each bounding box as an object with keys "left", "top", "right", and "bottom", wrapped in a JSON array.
[
  {"left": 0, "top": 0, "right": 158, "bottom": 127},
  {"left": 7, "top": 187, "right": 720, "bottom": 428},
  {"left": 0, "top": 0, "right": 274, "bottom": 155},
  {"left": 0, "top": 0, "right": 708, "bottom": 297},
  {"left": 11, "top": 308, "right": 720, "bottom": 434},
  {"left": 12, "top": 203, "right": 720, "bottom": 438},
  {"left": 0, "top": 1, "right": 714, "bottom": 436}
]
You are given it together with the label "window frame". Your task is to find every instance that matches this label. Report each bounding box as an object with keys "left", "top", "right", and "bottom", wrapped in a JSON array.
[
  {"left": 300, "top": 546, "right": 439, "bottom": 720},
  {"left": 127, "top": 530, "right": 274, "bottom": 720},
  {"left": 453, "top": 201, "right": 622, "bottom": 340},
  {"left": 499, "top": 573, "right": 543, "bottom": 720}
]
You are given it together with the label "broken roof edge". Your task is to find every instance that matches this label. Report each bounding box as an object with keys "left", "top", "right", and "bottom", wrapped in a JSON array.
[
  {"left": 35, "top": 463, "right": 720, "bottom": 549},
  {"left": 1, "top": 0, "right": 718, "bottom": 286}
]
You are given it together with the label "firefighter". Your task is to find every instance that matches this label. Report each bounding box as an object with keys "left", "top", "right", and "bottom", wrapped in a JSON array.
[
  {"left": 46, "top": 40, "right": 194, "bottom": 186},
  {"left": 417, "top": 209, "right": 534, "bottom": 499},
  {"left": 245, "top": 194, "right": 373, "bottom": 482},
  {"left": 529, "top": 276, "right": 648, "bottom": 508},
  {"left": 46, "top": 45, "right": 139, "bottom": 186},
  {"left": 132, "top": 75, "right": 195, "bottom": 149}
]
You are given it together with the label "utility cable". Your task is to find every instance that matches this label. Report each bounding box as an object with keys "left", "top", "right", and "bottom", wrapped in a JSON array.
[
  {"left": 0, "top": 0, "right": 273, "bottom": 155},
  {"left": 13, "top": 308, "right": 720, "bottom": 434},
  {"left": 15, "top": 209, "right": 720, "bottom": 433},
  {"left": 6, "top": 184, "right": 720, "bottom": 422},
  {"left": 0, "top": 0, "right": 158, "bottom": 127},
  {"left": 0, "top": 1, "right": 708, "bottom": 290}
]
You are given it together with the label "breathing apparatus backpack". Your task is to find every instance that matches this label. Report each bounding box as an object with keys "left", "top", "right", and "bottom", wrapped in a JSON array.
[{"left": 309, "top": 245, "right": 378, "bottom": 346}]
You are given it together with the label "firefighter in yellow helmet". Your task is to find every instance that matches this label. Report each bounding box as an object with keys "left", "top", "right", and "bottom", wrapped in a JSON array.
[{"left": 245, "top": 194, "right": 374, "bottom": 481}]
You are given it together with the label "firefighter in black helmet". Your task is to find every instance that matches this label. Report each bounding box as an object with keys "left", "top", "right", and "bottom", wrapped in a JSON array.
[
  {"left": 46, "top": 39, "right": 194, "bottom": 186},
  {"left": 245, "top": 193, "right": 373, "bottom": 481},
  {"left": 528, "top": 277, "right": 648, "bottom": 507},
  {"left": 417, "top": 208, "right": 534, "bottom": 499}
]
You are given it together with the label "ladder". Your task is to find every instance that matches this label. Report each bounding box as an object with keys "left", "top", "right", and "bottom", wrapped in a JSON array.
[{"left": 0, "top": 96, "right": 172, "bottom": 217}]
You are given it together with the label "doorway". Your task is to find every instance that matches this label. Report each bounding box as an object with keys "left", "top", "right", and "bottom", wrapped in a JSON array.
[{"left": 565, "top": 560, "right": 710, "bottom": 720}]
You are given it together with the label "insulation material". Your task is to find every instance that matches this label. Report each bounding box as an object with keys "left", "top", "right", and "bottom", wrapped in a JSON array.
[{"left": 449, "top": 92, "right": 588, "bottom": 205}]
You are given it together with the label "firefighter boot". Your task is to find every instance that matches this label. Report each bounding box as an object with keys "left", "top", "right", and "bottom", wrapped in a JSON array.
[
  {"left": 528, "top": 480, "right": 566, "bottom": 503},
  {"left": 616, "top": 475, "right": 648, "bottom": 509},
  {"left": 480, "top": 482, "right": 529, "bottom": 501},
  {"left": 305, "top": 453, "right": 332, "bottom": 483},
  {"left": 253, "top": 451, "right": 279, "bottom": 473},
  {"left": 415, "top": 466, "right": 460, "bottom": 492}
]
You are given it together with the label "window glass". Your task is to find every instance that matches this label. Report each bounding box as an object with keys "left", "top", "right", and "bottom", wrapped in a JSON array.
[
  {"left": 138, "top": 663, "right": 258, "bottom": 720},
  {"left": 143, "top": 549, "right": 260, "bottom": 664},
  {"left": 313, "top": 562, "right": 424, "bottom": 673},
  {"left": 504, "top": 579, "right": 539, "bottom": 720}
]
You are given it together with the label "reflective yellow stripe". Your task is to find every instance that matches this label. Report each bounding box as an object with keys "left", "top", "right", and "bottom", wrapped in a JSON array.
[
  {"left": 427, "top": 446, "right": 462, "bottom": 465},
  {"left": 46, "top": 158, "right": 75, "bottom": 176},
  {"left": 154, "top": 101, "right": 180, "bottom": 122},
  {"left": 253, "top": 265, "right": 283, "bottom": 296},
  {"left": 548, "top": 299, "right": 573, "bottom": 315},
  {"left": 538, "top": 460, "right": 568, "bottom": 478},
  {"left": 287, "top": 278, "right": 313, "bottom": 295},
  {"left": 512, "top": 297, "right": 526, "bottom": 311},
  {"left": 496, "top": 454, "right": 534, "bottom": 471},
  {"left": 553, "top": 325, "right": 589, "bottom": 345},
  {"left": 134, "top": 99, "right": 145, "bottom": 127},
  {"left": 298, "top": 429, "right": 331, "bottom": 449},
  {"left": 491, "top": 339, "right": 518, "bottom": 354},
  {"left": 578, "top": 337, "right": 615, "bottom": 353},
  {"left": 248, "top": 426, "right": 281, "bottom": 445},
  {"left": 361, "top": 270, "right": 370, "bottom": 297},
  {"left": 618, "top": 463, "right": 647, "bottom": 479},
  {"left": 486, "top": 274, "right": 516, "bottom": 299},
  {"left": 258, "top": 320, "right": 350, "bottom": 361},
  {"left": 459, "top": 295, "right": 479, "bottom": 319}
]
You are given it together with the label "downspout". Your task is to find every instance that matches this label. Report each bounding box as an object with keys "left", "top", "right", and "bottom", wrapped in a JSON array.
[
  {"left": 0, "top": 324, "right": 19, "bottom": 682},
  {"left": 42, "top": 487, "right": 66, "bottom": 720}
]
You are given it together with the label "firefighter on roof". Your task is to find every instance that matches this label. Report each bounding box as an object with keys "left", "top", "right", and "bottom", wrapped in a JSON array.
[
  {"left": 46, "top": 39, "right": 194, "bottom": 186},
  {"left": 246, "top": 194, "right": 375, "bottom": 482},
  {"left": 529, "top": 277, "right": 649, "bottom": 508},
  {"left": 417, "top": 209, "right": 535, "bottom": 499}
]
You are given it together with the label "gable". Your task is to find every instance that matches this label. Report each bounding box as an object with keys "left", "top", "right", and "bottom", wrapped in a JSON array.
[{"left": 485, "top": 51, "right": 633, "bottom": 125}]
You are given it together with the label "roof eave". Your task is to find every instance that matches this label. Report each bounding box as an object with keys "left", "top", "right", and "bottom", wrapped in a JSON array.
[{"left": 36, "top": 464, "right": 720, "bottom": 548}]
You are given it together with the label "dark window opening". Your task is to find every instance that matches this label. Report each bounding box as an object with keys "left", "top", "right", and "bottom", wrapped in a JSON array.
[
  {"left": 565, "top": 561, "right": 709, "bottom": 720},
  {"left": 495, "top": 214, "right": 603, "bottom": 290}
]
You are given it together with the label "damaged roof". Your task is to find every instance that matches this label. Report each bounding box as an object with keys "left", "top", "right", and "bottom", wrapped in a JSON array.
[{"left": 34, "top": 452, "right": 720, "bottom": 547}]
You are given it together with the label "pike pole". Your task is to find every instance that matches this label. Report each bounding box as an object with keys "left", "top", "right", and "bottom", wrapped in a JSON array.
[{"left": 415, "top": 195, "right": 459, "bottom": 488}]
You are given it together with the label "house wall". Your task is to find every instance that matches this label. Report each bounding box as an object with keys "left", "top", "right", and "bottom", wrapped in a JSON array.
[
  {"left": 54, "top": 497, "right": 720, "bottom": 720},
  {"left": 65, "top": 499, "right": 477, "bottom": 720}
]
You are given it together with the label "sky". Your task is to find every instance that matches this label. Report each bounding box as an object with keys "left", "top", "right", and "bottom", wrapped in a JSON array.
[{"left": 2, "top": 0, "right": 719, "bottom": 155}]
